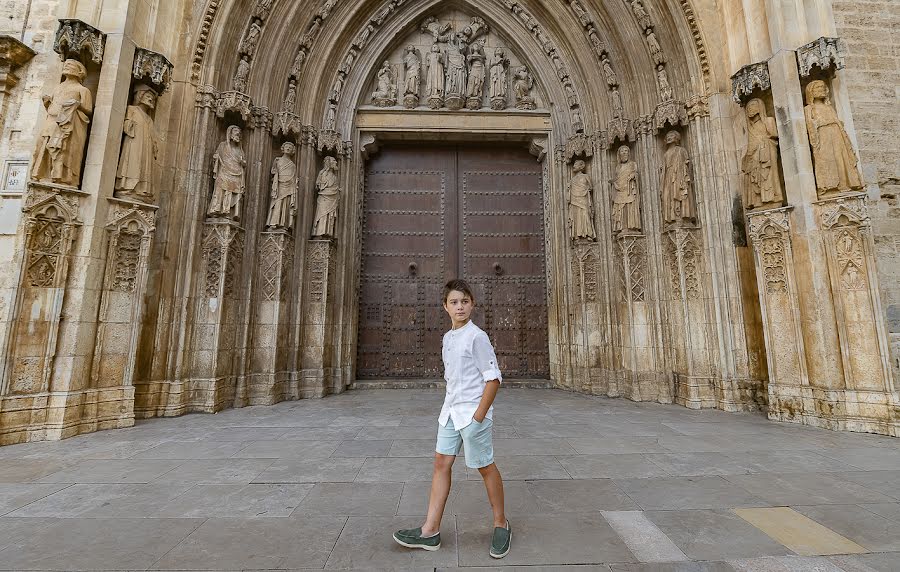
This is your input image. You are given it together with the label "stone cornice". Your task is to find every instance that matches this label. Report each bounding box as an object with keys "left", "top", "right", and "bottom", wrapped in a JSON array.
[{"left": 0, "top": 35, "right": 36, "bottom": 68}]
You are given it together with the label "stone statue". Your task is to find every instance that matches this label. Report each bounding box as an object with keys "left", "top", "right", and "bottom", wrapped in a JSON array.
[
  {"left": 252, "top": 0, "right": 272, "bottom": 20},
  {"left": 489, "top": 48, "right": 509, "bottom": 110},
  {"left": 571, "top": 1, "right": 591, "bottom": 27},
  {"left": 312, "top": 156, "right": 340, "bottom": 238},
  {"left": 31, "top": 58, "right": 93, "bottom": 187},
  {"left": 267, "top": 142, "right": 297, "bottom": 230},
  {"left": 445, "top": 33, "right": 468, "bottom": 109},
  {"left": 611, "top": 145, "right": 642, "bottom": 232},
  {"left": 240, "top": 19, "right": 262, "bottom": 57},
  {"left": 114, "top": 84, "right": 159, "bottom": 202},
  {"left": 403, "top": 46, "right": 421, "bottom": 108},
  {"left": 466, "top": 40, "right": 487, "bottom": 109},
  {"left": 372, "top": 60, "right": 397, "bottom": 107},
  {"left": 425, "top": 43, "right": 445, "bottom": 109},
  {"left": 601, "top": 56, "right": 617, "bottom": 87},
  {"left": 329, "top": 74, "right": 344, "bottom": 103},
  {"left": 233, "top": 55, "right": 251, "bottom": 92},
  {"left": 282, "top": 78, "right": 297, "bottom": 112},
  {"left": 421, "top": 16, "right": 452, "bottom": 42},
  {"left": 742, "top": 98, "right": 784, "bottom": 210},
  {"left": 568, "top": 159, "right": 596, "bottom": 241},
  {"left": 804, "top": 80, "right": 863, "bottom": 195},
  {"left": 514, "top": 66, "right": 536, "bottom": 110},
  {"left": 610, "top": 86, "right": 624, "bottom": 118},
  {"left": 632, "top": 0, "right": 652, "bottom": 30},
  {"left": 207, "top": 125, "right": 246, "bottom": 220},
  {"left": 660, "top": 130, "right": 695, "bottom": 225},
  {"left": 646, "top": 29, "right": 664, "bottom": 66},
  {"left": 324, "top": 104, "right": 337, "bottom": 131},
  {"left": 290, "top": 49, "right": 307, "bottom": 78},
  {"left": 656, "top": 65, "right": 673, "bottom": 101}
]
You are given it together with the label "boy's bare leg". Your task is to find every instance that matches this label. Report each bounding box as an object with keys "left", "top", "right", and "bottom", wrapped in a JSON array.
[
  {"left": 477, "top": 462, "right": 506, "bottom": 528},
  {"left": 421, "top": 453, "right": 455, "bottom": 536}
]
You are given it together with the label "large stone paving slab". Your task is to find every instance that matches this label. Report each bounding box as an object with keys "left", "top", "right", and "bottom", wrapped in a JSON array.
[{"left": 0, "top": 388, "right": 898, "bottom": 570}]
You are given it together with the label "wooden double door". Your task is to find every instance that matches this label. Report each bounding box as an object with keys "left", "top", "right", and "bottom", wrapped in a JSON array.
[{"left": 357, "top": 144, "right": 549, "bottom": 380}]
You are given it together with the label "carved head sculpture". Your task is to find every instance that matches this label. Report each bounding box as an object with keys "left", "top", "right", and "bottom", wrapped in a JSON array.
[
  {"left": 494, "top": 47, "right": 505, "bottom": 59},
  {"left": 227, "top": 124, "right": 242, "bottom": 144},
  {"left": 746, "top": 98, "right": 766, "bottom": 121},
  {"left": 133, "top": 84, "right": 157, "bottom": 109},
  {"left": 573, "top": 159, "right": 586, "bottom": 173},
  {"left": 805, "top": 79, "right": 830, "bottom": 104},
  {"left": 61, "top": 58, "right": 88, "bottom": 81},
  {"left": 618, "top": 145, "right": 631, "bottom": 163},
  {"left": 281, "top": 141, "right": 296, "bottom": 156},
  {"left": 664, "top": 130, "right": 681, "bottom": 146},
  {"left": 431, "top": 43, "right": 440, "bottom": 53},
  {"left": 406, "top": 45, "right": 415, "bottom": 55},
  {"left": 324, "top": 155, "right": 338, "bottom": 171}
]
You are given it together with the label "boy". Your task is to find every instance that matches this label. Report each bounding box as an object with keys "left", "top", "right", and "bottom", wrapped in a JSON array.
[{"left": 393, "top": 279, "right": 510, "bottom": 558}]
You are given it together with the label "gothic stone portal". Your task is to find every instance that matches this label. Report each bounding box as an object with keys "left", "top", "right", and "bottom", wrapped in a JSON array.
[{"left": 357, "top": 144, "right": 550, "bottom": 380}]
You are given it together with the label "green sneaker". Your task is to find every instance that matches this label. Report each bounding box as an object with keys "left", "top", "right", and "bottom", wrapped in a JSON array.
[
  {"left": 490, "top": 520, "right": 511, "bottom": 559},
  {"left": 392, "top": 527, "right": 441, "bottom": 551}
]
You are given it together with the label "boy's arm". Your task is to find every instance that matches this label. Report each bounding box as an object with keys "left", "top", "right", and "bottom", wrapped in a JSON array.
[{"left": 474, "top": 380, "right": 500, "bottom": 422}]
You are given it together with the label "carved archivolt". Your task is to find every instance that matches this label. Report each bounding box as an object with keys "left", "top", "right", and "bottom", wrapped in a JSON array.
[{"left": 192, "top": 0, "right": 222, "bottom": 81}]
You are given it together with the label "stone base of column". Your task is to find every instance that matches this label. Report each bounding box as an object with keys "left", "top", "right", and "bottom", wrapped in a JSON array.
[
  {"left": 245, "top": 372, "right": 290, "bottom": 406},
  {"left": 673, "top": 374, "right": 717, "bottom": 409},
  {"left": 0, "top": 386, "right": 134, "bottom": 445},
  {"left": 133, "top": 380, "right": 190, "bottom": 418},
  {"left": 768, "top": 383, "right": 900, "bottom": 436},
  {"left": 717, "top": 377, "right": 768, "bottom": 412},
  {"left": 184, "top": 376, "right": 238, "bottom": 413}
]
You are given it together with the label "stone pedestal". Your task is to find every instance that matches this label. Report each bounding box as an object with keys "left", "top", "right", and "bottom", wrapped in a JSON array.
[
  {"left": 299, "top": 239, "right": 335, "bottom": 398},
  {"left": 189, "top": 219, "right": 244, "bottom": 412},
  {"left": 570, "top": 241, "right": 605, "bottom": 396},
  {"left": 247, "top": 229, "right": 294, "bottom": 405},
  {"left": 663, "top": 226, "right": 715, "bottom": 409}
]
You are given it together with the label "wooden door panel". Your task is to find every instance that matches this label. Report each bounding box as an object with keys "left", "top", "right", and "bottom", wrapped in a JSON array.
[{"left": 358, "top": 144, "right": 549, "bottom": 380}]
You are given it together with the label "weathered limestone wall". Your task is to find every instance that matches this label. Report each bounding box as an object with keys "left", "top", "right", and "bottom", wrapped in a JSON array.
[{"left": 832, "top": 0, "right": 900, "bottom": 382}]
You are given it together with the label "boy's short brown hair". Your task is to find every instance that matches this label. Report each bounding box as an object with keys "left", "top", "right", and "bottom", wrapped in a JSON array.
[{"left": 443, "top": 279, "right": 475, "bottom": 304}]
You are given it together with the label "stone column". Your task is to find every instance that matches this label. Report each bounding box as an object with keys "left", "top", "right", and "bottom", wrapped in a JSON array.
[{"left": 300, "top": 238, "right": 336, "bottom": 398}]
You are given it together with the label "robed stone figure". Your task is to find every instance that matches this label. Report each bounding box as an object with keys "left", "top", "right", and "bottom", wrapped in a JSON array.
[
  {"left": 568, "top": 160, "right": 596, "bottom": 241},
  {"left": 742, "top": 98, "right": 784, "bottom": 210},
  {"left": 661, "top": 130, "right": 696, "bottom": 225},
  {"left": 312, "top": 156, "right": 340, "bottom": 238},
  {"left": 31, "top": 58, "right": 93, "bottom": 187},
  {"left": 207, "top": 125, "right": 247, "bottom": 221},
  {"left": 612, "top": 145, "right": 642, "bottom": 233},
  {"left": 465, "top": 40, "right": 486, "bottom": 109},
  {"left": 115, "top": 85, "right": 159, "bottom": 202},
  {"left": 267, "top": 142, "right": 298, "bottom": 230},
  {"left": 445, "top": 34, "right": 468, "bottom": 107},
  {"left": 425, "top": 44, "right": 445, "bottom": 107},
  {"left": 489, "top": 48, "right": 509, "bottom": 109},
  {"left": 804, "top": 80, "right": 863, "bottom": 195}
]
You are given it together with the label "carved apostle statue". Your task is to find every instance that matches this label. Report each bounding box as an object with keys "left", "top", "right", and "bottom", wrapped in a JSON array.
[
  {"left": 282, "top": 78, "right": 297, "bottom": 112},
  {"left": 741, "top": 98, "right": 784, "bottom": 210},
  {"left": 465, "top": 40, "right": 487, "bottom": 109},
  {"left": 208, "top": 125, "right": 247, "bottom": 220},
  {"left": 568, "top": 160, "right": 597, "bottom": 241},
  {"left": 489, "top": 48, "right": 510, "bottom": 110},
  {"left": 267, "top": 142, "right": 298, "bottom": 230},
  {"left": 445, "top": 33, "right": 468, "bottom": 109},
  {"left": 233, "top": 55, "right": 251, "bottom": 92},
  {"left": 425, "top": 43, "right": 445, "bottom": 108},
  {"left": 372, "top": 60, "right": 397, "bottom": 107},
  {"left": 403, "top": 45, "right": 421, "bottom": 107},
  {"left": 240, "top": 19, "right": 262, "bottom": 57},
  {"left": 514, "top": 66, "right": 536, "bottom": 110},
  {"left": 804, "top": 80, "right": 863, "bottom": 195},
  {"left": 612, "top": 145, "right": 642, "bottom": 233},
  {"left": 114, "top": 84, "right": 159, "bottom": 202},
  {"left": 661, "top": 130, "right": 696, "bottom": 225},
  {"left": 31, "top": 58, "right": 93, "bottom": 187},
  {"left": 312, "top": 156, "right": 340, "bottom": 238}
]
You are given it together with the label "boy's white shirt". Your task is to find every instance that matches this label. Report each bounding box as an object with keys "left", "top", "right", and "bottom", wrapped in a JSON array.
[{"left": 438, "top": 320, "right": 503, "bottom": 430}]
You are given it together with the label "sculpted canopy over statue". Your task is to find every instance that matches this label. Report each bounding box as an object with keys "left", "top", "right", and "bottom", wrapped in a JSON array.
[
  {"left": 568, "top": 160, "right": 597, "bottom": 241},
  {"left": 312, "top": 156, "right": 340, "bottom": 238},
  {"left": 514, "top": 66, "right": 536, "bottom": 110},
  {"left": 612, "top": 146, "right": 642, "bottom": 233},
  {"left": 267, "top": 142, "right": 297, "bottom": 230},
  {"left": 425, "top": 43, "right": 445, "bottom": 108},
  {"left": 372, "top": 60, "right": 397, "bottom": 107},
  {"left": 466, "top": 40, "right": 487, "bottom": 109},
  {"left": 742, "top": 99, "right": 784, "bottom": 210},
  {"left": 208, "top": 125, "right": 247, "bottom": 221},
  {"left": 804, "top": 80, "right": 863, "bottom": 195},
  {"left": 114, "top": 85, "right": 159, "bottom": 202},
  {"left": 403, "top": 45, "right": 421, "bottom": 108},
  {"left": 31, "top": 59, "right": 93, "bottom": 187},
  {"left": 661, "top": 130, "right": 696, "bottom": 225},
  {"left": 489, "top": 48, "right": 509, "bottom": 110}
]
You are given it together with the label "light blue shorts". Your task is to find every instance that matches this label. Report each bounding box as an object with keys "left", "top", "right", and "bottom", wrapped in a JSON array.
[{"left": 435, "top": 418, "right": 494, "bottom": 469}]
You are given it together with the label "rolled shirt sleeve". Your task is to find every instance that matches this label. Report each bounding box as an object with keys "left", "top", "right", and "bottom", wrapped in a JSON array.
[{"left": 472, "top": 331, "right": 502, "bottom": 383}]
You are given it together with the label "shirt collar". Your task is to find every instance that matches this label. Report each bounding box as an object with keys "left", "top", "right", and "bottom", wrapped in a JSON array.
[{"left": 450, "top": 320, "right": 474, "bottom": 335}]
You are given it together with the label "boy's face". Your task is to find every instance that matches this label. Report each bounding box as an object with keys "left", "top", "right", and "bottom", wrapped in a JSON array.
[{"left": 443, "top": 289, "right": 474, "bottom": 326}]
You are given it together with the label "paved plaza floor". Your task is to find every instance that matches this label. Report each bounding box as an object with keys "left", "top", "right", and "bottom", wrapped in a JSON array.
[{"left": 1, "top": 388, "right": 899, "bottom": 571}]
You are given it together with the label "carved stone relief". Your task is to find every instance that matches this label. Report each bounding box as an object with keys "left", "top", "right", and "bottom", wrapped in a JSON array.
[
  {"left": 664, "top": 228, "right": 702, "bottom": 301},
  {"left": 114, "top": 84, "right": 159, "bottom": 203},
  {"left": 568, "top": 159, "right": 596, "bottom": 241},
  {"left": 202, "top": 222, "right": 244, "bottom": 299},
  {"left": 207, "top": 125, "right": 247, "bottom": 221},
  {"left": 30, "top": 59, "right": 93, "bottom": 188},
  {"left": 371, "top": 60, "right": 397, "bottom": 107},
  {"left": 742, "top": 98, "right": 784, "bottom": 211},
  {"left": 312, "top": 156, "right": 340, "bottom": 238},
  {"left": 617, "top": 235, "right": 647, "bottom": 303},
  {"left": 804, "top": 80, "right": 864, "bottom": 196}
]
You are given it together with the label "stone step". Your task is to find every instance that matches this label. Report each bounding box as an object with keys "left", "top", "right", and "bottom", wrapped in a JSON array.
[{"left": 350, "top": 378, "right": 555, "bottom": 390}]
